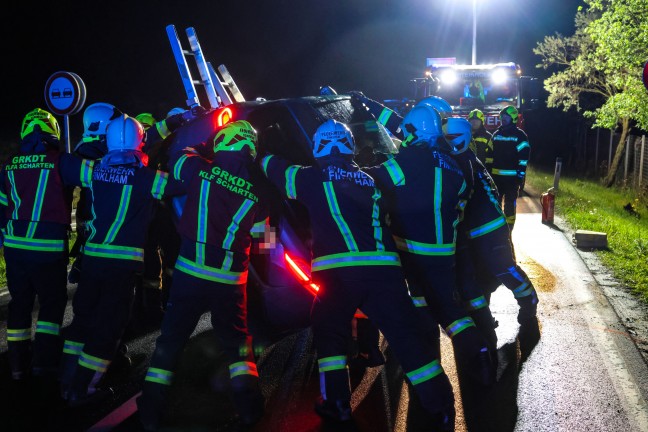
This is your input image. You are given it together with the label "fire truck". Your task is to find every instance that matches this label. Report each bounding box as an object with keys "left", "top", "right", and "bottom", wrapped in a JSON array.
[{"left": 408, "top": 57, "right": 541, "bottom": 131}]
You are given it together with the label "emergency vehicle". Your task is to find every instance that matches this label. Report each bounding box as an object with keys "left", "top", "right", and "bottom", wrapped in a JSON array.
[{"left": 409, "top": 57, "right": 540, "bottom": 131}]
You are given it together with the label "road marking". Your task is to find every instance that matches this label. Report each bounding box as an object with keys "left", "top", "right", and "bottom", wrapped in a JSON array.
[{"left": 87, "top": 391, "right": 142, "bottom": 432}]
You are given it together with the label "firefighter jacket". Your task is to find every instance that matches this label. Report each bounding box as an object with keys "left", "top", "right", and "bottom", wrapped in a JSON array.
[
  {"left": 469, "top": 126, "right": 492, "bottom": 166},
  {"left": 452, "top": 151, "right": 506, "bottom": 240},
  {"left": 0, "top": 150, "right": 92, "bottom": 261},
  {"left": 364, "top": 145, "right": 468, "bottom": 258},
  {"left": 82, "top": 161, "right": 184, "bottom": 269},
  {"left": 170, "top": 150, "right": 267, "bottom": 285},
  {"left": 261, "top": 155, "right": 401, "bottom": 272},
  {"left": 488, "top": 124, "right": 529, "bottom": 182}
]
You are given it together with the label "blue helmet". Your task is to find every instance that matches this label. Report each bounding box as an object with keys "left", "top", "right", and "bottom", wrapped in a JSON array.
[
  {"left": 312, "top": 119, "right": 354, "bottom": 158},
  {"left": 415, "top": 96, "right": 453, "bottom": 118},
  {"left": 444, "top": 117, "right": 472, "bottom": 155},
  {"left": 400, "top": 105, "right": 443, "bottom": 147}
]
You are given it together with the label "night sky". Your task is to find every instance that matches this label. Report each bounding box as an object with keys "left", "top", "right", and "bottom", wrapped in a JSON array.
[{"left": 3, "top": 0, "right": 582, "bottom": 145}]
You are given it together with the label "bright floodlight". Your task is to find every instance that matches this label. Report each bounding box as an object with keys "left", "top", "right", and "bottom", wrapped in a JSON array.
[
  {"left": 441, "top": 69, "right": 457, "bottom": 84},
  {"left": 492, "top": 68, "right": 508, "bottom": 85}
]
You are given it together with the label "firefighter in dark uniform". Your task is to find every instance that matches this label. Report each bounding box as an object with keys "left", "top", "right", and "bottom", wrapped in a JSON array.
[
  {"left": 135, "top": 109, "right": 191, "bottom": 319},
  {"left": 363, "top": 106, "right": 494, "bottom": 387},
  {"left": 261, "top": 119, "right": 456, "bottom": 429},
  {"left": 0, "top": 108, "right": 92, "bottom": 380},
  {"left": 468, "top": 108, "right": 492, "bottom": 164},
  {"left": 59, "top": 115, "right": 185, "bottom": 405},
  {"left": 354, "top": 93, "right": 539, "bottom": 326},
  {"left": 446, "top": 117, "right": 539, "bottom": 345},
  {"left": 68, "top": 102, "right": 124, "bottom": 283},
  {"left": 487, "top": 105, "right": 530, "bottom": 229},
  {"left": 137, "top": 120, "right": 268, "bottom": 430}
]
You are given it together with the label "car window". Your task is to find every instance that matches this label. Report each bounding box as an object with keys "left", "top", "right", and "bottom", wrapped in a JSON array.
[{"left": 311, "top": 98, "right": 399, "bottom": 166}]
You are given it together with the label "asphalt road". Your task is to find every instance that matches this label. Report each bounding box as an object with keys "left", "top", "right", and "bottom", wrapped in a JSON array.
[{"left": 0, "top": 188, "right": 647, "bottom": 432}]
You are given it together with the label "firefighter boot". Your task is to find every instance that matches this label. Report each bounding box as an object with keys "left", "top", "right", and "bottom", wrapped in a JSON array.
[
  {"left": 356, "top": 318, "right": 385, "bottom": 368},
  {"left": 8, "top": 340, "right": 32, "bottom": 381},
  {"left": 315, "top": 398, "right": 352, "bottom": 422},
  {"left": 230, "top": 374, "right": 265, "bottom": 426},
  {"left": 67, "top": 365, "right": 114, "bottom": 408},
  {"left": 67, "top": 368, "right": 114, "bottom": 408},
  {"left": 452, "top": 331, "right": 495, "bottom": 387},
  {"left": 59, "top": 352, "right": 79, "bottom": 400},
  {"left": 429, "top": 404, "right": 456, "bottom": 432},
  {"left": 517, "top": 289, "right": 539, "bottom": 326},
  {"left": 137, "top": 385, "right": 169, "bottom": 432}
]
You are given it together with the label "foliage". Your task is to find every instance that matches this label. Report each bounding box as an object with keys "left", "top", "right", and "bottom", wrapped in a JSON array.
[
  {"left": 534, "top": 0, "right": 648, "bottom": 186},
  {"left": 526, "top": 166, "right": 648, "bottom": 303}
]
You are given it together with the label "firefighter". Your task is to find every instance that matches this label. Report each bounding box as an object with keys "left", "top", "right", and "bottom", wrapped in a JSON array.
[
  {"left": 59, "top": 114, "right": 185, "bottom": 406},
  {"left": 467, "top": 108, "right": 492, "bottom": 164},
  {"left": 137, "top": 120, "right": 268, "bottom": 430},
  {"left": 353, "top": 93, "right": 538, "bottom": 329},
  {"left": 68, "top": 102, "right": 124, "bottom": 284},
  {"left": 261, "top": 119, "right": 456, "bottom": 429},
  {"left": 135, "top": 109, "right": 185, "bottom": 321},
  {"left": 445, "top": 117, "right": 539, "bottom": 329},
  {"left": 363, "top": 106, "right": 494, "bottom": 387},
  {"left": 488, "top": 105, "right": 530, "bottom": 229},
  {"left": 0, "top": 108, "right": 93, "bottom": 381}
]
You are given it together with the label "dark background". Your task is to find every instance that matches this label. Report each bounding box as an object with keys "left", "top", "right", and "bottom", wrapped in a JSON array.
[{"left": 2, "top": 0, "right": 583, "bottom": 163}]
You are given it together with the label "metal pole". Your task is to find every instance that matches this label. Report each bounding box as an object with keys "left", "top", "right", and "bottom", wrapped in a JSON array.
[
  {"left": 640, "top": 135, "right": 645, "bottom": 188},
  {"left": 63, "top": 114, "right": 71, "bottom": 153},
  {"left": 608, "top": 129, "right": 613, "bottom": 174},
  {"left": 624, "top": 135, "right": 630, "bottom": 182},
  {"left": 472, "top": 0, "right": 477, "bottom": 65},
  {"left": 595, "top": 129, "right": 600, "bottom": 175},
  {"left": 553, "top": 157, "right": 562, "bottom": 191}
]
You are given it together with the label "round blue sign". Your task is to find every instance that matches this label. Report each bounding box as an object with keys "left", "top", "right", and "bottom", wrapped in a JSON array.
[{"left": 44, "top": 71, "right": 86, "bottom": 115}]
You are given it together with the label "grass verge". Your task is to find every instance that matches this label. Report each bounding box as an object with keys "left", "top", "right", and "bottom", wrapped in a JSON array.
[{"left": 526, "top": 166, "right": 648, "bottom": 304}]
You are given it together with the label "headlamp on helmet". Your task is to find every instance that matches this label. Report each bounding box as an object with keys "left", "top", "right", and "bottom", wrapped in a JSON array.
[
  {"left": 20, "top": 108, "right": 60, "bottom": 140},
  {"left": 213, "top": 120, "right": 258, "bottom": 159},
  {"left": 312, "top": 119, "right": 355, "bottom": 158}
]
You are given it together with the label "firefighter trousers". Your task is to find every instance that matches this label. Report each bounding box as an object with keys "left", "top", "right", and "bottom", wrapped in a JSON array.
[
  {"left": 494, "top": 178, "right": 520, "bottom": 228},
  {"left": 312, "top": 266, "right": 454, "bottom": 416},
  {"left": 400, "top": 253, "right": 488, "bottom": 362},
  {"left": 138, "top": 268, "right": 259, "bottom": 426},
  {"left": 4, "top": 250, "right": 68, "bottom": 378},
  {"left": 61, "top": 257, "right": 137, "bottom": 395}
]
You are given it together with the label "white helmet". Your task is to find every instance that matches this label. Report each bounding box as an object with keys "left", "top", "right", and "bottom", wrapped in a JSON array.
[
  {"left": 400, "top": 105, "right": 443, "bottom": 147},
  {"left": 312, "top": 119, "right": 355, "bottom": 158},
  {"left": 83, "top": 103, "right": 121, "bottom": 137},
  {"left": 444, "top": 117, "right": 472, "bottom": 155},
  {"left": 106, "top": 114, "right": 144, "bottom": 152}
]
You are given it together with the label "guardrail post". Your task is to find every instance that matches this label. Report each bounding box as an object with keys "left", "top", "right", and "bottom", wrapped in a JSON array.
[{"left": 553, "top": 157, "right": 562, "bottom": 191}]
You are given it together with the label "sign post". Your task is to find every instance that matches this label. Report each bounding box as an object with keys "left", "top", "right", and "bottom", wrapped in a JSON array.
[{"left": 44, "top": 71, "right": 86, "bottom": 153}]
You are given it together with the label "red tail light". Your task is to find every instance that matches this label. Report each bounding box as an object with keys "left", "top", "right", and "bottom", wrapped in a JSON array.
[
  {"left": 216, "top": 107, "right": 233, "bottom": 127},
  {"left": 284, "top": 253, "right": 320, "bottom": 295}
]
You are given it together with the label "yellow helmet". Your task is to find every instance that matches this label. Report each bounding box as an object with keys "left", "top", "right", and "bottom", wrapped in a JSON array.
[
  {"left": 135, "top": 113, "right": 156, "bottom": 130},
  {"left": 20, "top": 108, "right": 60, "bottom": 140},
  {"left": 213, "top": 120, "right": 257, "bottom": 158},
  {"left": 468, "top": 109, "right": 485, "bottom": 124}
]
